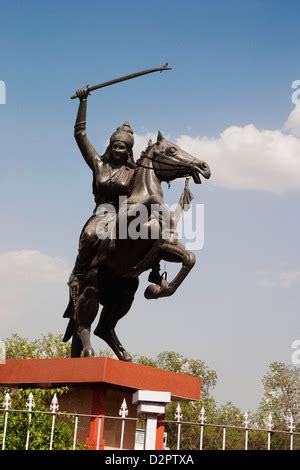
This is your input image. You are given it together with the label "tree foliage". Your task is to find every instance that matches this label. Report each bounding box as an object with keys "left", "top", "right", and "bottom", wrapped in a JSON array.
[
  {"left": 258, "top": 362, "right": 300, "bottom": 427},
  {"left": 135, "top": 351, "right": 217, "bottom": 397},
  {"left": 4, "top": 333, "right": 71, "bottom": 359},
  {"left": 0, "top": 388, "right": 77, "bottom": 450},
  {"left": 254, "top": 362, "right": 300, "bottom": 450}
]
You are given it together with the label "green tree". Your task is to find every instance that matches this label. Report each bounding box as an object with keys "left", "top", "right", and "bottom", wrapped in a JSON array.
[
  {"left": 259, "top": 362, "right": 300, "bottom": 425},
  {"left": 135, "top": 351, "right": 220, "bottom": 449},
  {"left": 255, "top": 362, "right": 300, "bottom": 450},
  {"left": 4, "top": 333, "right": 117, "bottom": 360},
  {"left": 200, "top": 402, "right": 245, "bottom": 450},
  {"left": 4, "top": 333, "right": 71, "bottom": 359},
  {"left": 135, "top": 351, "right": 217, "bottom": 397},
  {"left": 0, "top": 388, "right": 78, "bottom": 450}
]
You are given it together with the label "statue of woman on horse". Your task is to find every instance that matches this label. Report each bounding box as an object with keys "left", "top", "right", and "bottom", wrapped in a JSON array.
[{"left": 63, "top": 66, "right": 211, "bottom": 361}]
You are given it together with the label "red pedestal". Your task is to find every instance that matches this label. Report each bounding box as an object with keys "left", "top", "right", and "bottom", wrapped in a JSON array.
[{"left": 0, "top": 357, "right": 201, "bottom": 450}]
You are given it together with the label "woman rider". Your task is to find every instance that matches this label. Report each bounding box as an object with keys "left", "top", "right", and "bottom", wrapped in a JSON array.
[{"left": 68, "top": 87, "right": 162, "bottom": 288}]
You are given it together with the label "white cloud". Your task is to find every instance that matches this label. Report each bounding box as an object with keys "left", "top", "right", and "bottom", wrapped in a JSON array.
[
  {"left": 0, "top": 251, "right": 71, "bottom": 339},
  {"left": 0, "top": 250, "right": 70, "bottom": 283},
  {"left": 257, "top": 269, "right": 300, "bottom": 289},
  {"left": 133, "top": 131, "right": 159, "bottom": 160},
  {"left": 134, "top": 106, "right": 300, "bottom": 193}
]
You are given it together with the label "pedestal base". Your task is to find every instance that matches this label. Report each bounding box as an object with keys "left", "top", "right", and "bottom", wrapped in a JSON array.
[{"left": 0, "top": 357, "right": 201, "bottom": 450}]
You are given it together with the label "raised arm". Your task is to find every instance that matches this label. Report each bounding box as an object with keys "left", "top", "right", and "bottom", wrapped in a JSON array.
[{"left": 74, "top": 87, "right": 100, "bottom": 171}]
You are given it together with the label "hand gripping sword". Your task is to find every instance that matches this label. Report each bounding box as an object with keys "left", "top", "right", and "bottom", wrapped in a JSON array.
[{"left": 70, "top": 63, "right": 171, "bottom": 99}]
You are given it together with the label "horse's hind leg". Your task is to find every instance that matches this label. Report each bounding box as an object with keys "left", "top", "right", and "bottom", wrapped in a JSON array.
[
  {"left": 94, "top": 303, "right": 132, "bottom": 361},
  {"left": 76, "top": 283, "right": 99, "bottom": 357},
  {"left": 144, "top": 242, "right": 195, "bottom": 299},
  {"left": 94, "top": 278, "right": 139, "bottom": 361}
]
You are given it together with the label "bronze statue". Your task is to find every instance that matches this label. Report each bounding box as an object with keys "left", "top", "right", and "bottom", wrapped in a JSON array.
[{"left": 63, "top": 66, "right": 211, "bottom": 361}]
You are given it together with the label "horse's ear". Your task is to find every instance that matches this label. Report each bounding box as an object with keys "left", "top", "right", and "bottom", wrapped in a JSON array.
[
  {"left": 148, "top": 139, "right": 152, "bottom": 146},
  {"left": 157, "top": 130, "right": 164, "bottom": 142}
]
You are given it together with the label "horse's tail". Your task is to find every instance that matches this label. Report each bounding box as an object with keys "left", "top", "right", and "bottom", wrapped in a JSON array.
[
  {"left": 62, "top": 293, "right": 83, "bottom": 357},
  {"left": 62, "top": 291, "right": 74, "bottom": 342},
  {"left": 63, "top": 294, "right": 73, "bottom": 318},
  {"left": 63, "top": 316, "right": 83, "bottom": 357},
  {"left": 63, "top": 315, "right": 75, "bottom": 342}
]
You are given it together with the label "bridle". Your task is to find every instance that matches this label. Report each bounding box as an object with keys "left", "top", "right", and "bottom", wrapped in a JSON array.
[{"left": 136, "top": 153, "right": 196, "bottom": 176}]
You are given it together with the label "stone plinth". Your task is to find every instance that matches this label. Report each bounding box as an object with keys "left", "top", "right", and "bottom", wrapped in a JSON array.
[{"left": 0, "top": 357, "right": 201, "bottom": 450}]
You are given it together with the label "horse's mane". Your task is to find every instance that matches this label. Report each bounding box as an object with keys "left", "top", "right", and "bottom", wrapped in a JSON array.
[
  {"left": 135, "top": 140, "right": 155, "bottom": 166},
  {"left": 128, "top": 141, "right": 155, "bottom": 195}
]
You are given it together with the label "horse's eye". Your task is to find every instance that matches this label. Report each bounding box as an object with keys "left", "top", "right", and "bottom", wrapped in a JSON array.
[{"left": 167, "top": 147, "right": 177, "bottom": 155}]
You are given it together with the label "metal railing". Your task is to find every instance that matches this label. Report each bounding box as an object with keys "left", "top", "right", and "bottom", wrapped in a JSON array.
[
  {"left": 0, "top": 391, "right": 138, "bottom": 450},
  {"left": 164, "top": 403, "right": 300, "bottom": 450},
  {"left": 1, "top": 392, "right": 299, "bottom": 450}
]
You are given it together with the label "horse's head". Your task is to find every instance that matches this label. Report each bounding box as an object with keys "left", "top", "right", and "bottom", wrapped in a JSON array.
[{"left": 146, "top": 131, "right": 211, "bottom": 184}]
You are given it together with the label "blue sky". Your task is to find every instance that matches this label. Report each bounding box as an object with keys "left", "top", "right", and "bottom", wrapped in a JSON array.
[{"left": 1, "top": 0, "right": 300, "bottom": 411}]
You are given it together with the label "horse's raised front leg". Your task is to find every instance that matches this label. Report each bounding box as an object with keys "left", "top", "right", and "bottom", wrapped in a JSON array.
[{"left": 144, "top": 242, "right": 195, "bottom": 299}]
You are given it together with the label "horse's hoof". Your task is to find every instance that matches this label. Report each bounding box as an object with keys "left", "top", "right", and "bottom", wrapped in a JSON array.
[
  {"left": 157, "top": 286, "right": 175, "bottom": 298},
  {"left": 144, "top": 284, "right": 161, "bottom": 299},
  {"left": 83, "top": 347, "right": 95, "bottom": 357},
  {"left": 119, "top": 350, "right": 132, "bottom": 362}
]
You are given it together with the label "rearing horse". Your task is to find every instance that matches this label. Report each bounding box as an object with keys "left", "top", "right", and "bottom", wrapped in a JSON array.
[{"left": 63, "top": 131, "right": 211, "bottom": 360}]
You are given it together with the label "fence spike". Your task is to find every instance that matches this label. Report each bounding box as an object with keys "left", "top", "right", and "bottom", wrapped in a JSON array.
[
  {"left": 174, "top": 403, "right": 183, "bottom": 422},
  {"left": 3, "top": 391, "right": 11, "bottom": 411},
  {"left": 265, "top": 413, "right": 274, "bottom": 432},
  {"left": 119, "top": 398, "right": 128, "bottom": 419},
  {"left": 26, "top": 392, "right": 35, "bottom": 412},
  {"left": 50, "top": 393, "right": 59, "bottom": 413},
  {"left": 199, "top": 406, "right": 206, "bottom": 425},
  {"left": 287, "top": 415, "right": 295, "bottom": 433},
  {"left": 243, "top": 411, "right": 250, "bottom": 428}
]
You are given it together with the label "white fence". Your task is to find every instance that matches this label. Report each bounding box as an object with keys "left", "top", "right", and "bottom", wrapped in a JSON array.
[
  {"left": 165, "top": 404, "right": 299, "bottom": 450},
  {"left": 1, "top": 392, "right": 299, "bottom": 450}
]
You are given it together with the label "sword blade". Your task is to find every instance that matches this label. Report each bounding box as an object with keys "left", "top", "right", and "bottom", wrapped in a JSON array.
[{"left": 70, "top": 63, "right": 171, "bottom": 99}]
